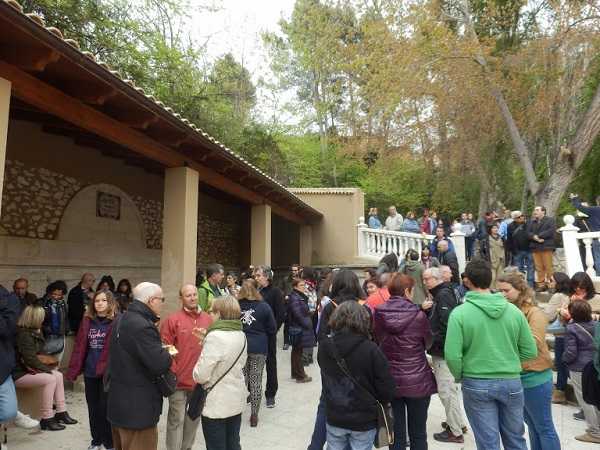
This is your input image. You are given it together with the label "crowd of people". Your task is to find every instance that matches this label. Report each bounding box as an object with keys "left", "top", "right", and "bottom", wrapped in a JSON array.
[{"left": 0, "top": 194, "right": 600, "bottom": 450}]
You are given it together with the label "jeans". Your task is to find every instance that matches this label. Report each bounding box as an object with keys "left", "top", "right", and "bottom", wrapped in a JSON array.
[
  {"left": 166, "top": 389, "right": 200, "bottom": 450},
  {"left": 553, "top": 336, "right": 569, "bottom": 391},
  {"left": 462, "top": 378, "right": 527, "bottom": 450},
  {"left": 431, "top": 356, "right": 466, "bottom": 436},
  {"left": 466, "top": 236, "right": 475, "bottom": 260},
  {"left": 325, "top": 424, "right": 376, "bottom": 450},
  {"left": 85, "top": 377, "right": 113, "bottom": 448},
  {"left": 201, "top": 414, "right": 241, "bottom": 450},
  {"left": 513, "top": 251, "right": 535, "bottom": 287},
  {"left": 265, "top": 333, "right": 278, "bottom": 399},
  {"left": 0, "top": 376, "right": 17, "bottom": 423},
  {"left": 391, "top": 396, "right": 430, "bottom": 450},
  {"left": 593, "top": 240, "right": 600, "bottom": 275},
  {"left": 523, "top": 380, "right": 560, "bottom": 450}
]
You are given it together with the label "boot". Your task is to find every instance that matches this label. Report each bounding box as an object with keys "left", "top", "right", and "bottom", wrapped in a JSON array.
[
  {"left": 250, "top": 413, "right": 258, "bottom": 427},
  {"left": 55, "top": 411, "right": 78, "bottom": 425},
  {"left": 39, "top": 417, "right": 65, "bottom": 431},
  {"left": 552, "top": 389, "right": 567, "bottom": 404}
]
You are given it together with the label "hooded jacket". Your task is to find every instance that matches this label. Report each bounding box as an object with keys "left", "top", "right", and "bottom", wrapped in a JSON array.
[
  {"left": 563, "top": 320, "right": 596, "bottom": 372},
  {"left": 317, "top": 331, "right": 396, "bottom": 431},
  {"left": 427, "top": 282, "right": 459, "bottom": 357},
  {"left": 400, "top": 260, "right": 426, "bottom": 305},
  {"left": 374, "top": 296, "right": 437, "bottom": 398},
  {"left": 67, "top": 315, "right": 115, "bottom": 381},
  {"left": 287, "top": 290, "right": 316, "bottom": 349},
  {"left": 444, "top": 291, "right": 537, "bottom": 381}
]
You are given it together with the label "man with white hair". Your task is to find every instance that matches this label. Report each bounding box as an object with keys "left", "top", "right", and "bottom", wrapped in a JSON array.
[
  {"left": 385, "top": 206, "right": 403, "bottom": 231},
  {"left": 437, "top": 240, "right": 459, "bottom": 284},
  {"left": 422, "top": 267, "right": 467, "bottom": 443},
  {"left": 107, "top": 282, "right": 173, "bottom": 450},
  {"left": 160, "top": 284, "right": 212, "bottom": 450}
]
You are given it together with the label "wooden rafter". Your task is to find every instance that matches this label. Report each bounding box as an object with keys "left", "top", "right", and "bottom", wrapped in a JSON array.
[{"left": 0, "top": 44, "right": 60, "bottom": 71}]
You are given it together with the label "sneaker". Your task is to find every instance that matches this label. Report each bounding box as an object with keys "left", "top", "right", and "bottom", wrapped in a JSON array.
[
  {"left": 574, "top": 410, "right": 585, "bottom": 421},
  {"left": 433, "top": 430, "right": 464, "bottom": 443},
  {"left": 265, "top": 397, "right": 275, "bottom": 408},
  {"left": 14, "top": 411, "right": 39, "bottom": 429},
  {"left": 551, "top": 389, "right": 567, "bottom": 404},
  {"left": 296, "top": 376, "right": 313, "bottom": 383},
  {"left": 575, "top": 433, "right": 600, "bottom": 443}
]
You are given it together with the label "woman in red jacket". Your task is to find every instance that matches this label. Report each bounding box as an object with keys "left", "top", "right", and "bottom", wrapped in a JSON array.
[{"left": 67, "top": 290, "right": 117, "bottom": 450}]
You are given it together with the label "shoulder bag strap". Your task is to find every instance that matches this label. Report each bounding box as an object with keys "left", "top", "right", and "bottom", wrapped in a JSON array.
[
  {"left": 206, "top": 337, "right": 247, "bottom": 393},
  {"left": 328, "top": 336, "right": 378, "bottom": 404},
  {"left": 575, "top": 323, "right": 595, "bottom": 343}
]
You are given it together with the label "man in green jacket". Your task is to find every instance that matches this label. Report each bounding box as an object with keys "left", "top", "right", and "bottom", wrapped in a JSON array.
[
  {"left": 197, "top": 264, "right": 226, "bottom": 312},
  {"left": 444, "top": 259, "right": 537, "bottom": 450}
]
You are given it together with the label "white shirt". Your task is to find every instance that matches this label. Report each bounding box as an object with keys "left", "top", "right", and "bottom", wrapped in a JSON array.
[{"left": 385, "top": 214, "right": 404, "bottom": 231}]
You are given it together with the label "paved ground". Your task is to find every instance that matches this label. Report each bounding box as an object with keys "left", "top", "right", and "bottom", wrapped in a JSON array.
[{"left": 7, "top": 332, "right": 598, "bottom": 449}]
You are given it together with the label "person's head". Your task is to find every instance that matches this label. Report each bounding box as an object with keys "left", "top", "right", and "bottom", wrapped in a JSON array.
[
  {"left": 388, "top": 206, "right": 397, "bottom": 216},
  {"left": 406, "top": 249, "right": 419, "bottom": 262},
  {"left": 464, "top": 258, "right": 492, "bottom": 289},
  {"left": 291, "top": 264, "right": 301, "bottom": 278},
  {"left": 331, "top": 269, "right": 363, "bottom": 301},
  {"left": 209, "top": 295, "right": 241, "bottom": 321},
  {"left": 461, "top": 213, "right": 467, "bottom": 221},
  {"left": 117, "top": 279, "right": 132, "bottom": 295},
  {"left": 533, "top": 206, "right": 546, "bottom": 219},
  {"left": 302, "top": 267, "right": 316, "bottom": 282},
  {"left": 238, "top": 278, "right": 262, "bottom": 301},
  {"left": 407, "top": 211, "right": 415, "bottom": 219},
  {"left": 365, "top": 278, "right": 381, "bottom": 296},
  {"left": 510, "top": 210, "right": 522, "bottom": 221},
  {"left": 46, "top": 280, "right": 66, "bottom": 302},
  {"left": 437, "top": 240, "right": 449, "bottom": 254},
  {"left": 328, "top": 300, "right": 371, "bottom": 337},
  {"left": 422, "top": 208, "right": 430, "bottom": 217},
  {"left": 439, "top": 265, "right": 452, "bottom": 283},
  {"left": 206, "top": 264, "right": 225, "bottom": 285},
  {"left": 435, "top": 226, "right": 445, "bottom": 239},
  {"left": 179, "top": 284, "right": 198, "bottom": 311},
  {"left": 363, "top": 268, "right": 377, "bottom": 281},
  {"left": 571, "top": 272, "right": 596, "bottom": 300},
  {"left": 225, "top": 272, "right": 238, "bottom": 287},
  {"left": 421, "top": 247, "right": 431, "bottom": 258},
  {"left": 17, "top": 305, "right": 45, "bottom": 329},
  {"left": 569, "top": 300, "right": 593, "bottom": 323},
  {"left": 97, "top": 275, "right": 115, "bottom": 292},
  {"left": 379, "top": 272, "right": 393, "bottom": 288},
  {"left": 497, "top": 272, "right": 533, "bottom": 307},
  {"left": 484, "top": 211, "right": 493, "bottom": 220},
  {"left": 133, "top": 282, "right": 164, "bottom": 316},
  {"left": 423, "top": 267, "right": 444, "bottom": 291},
  {"left": 489, "top": 224, "right": 499, "bottom": 236},
  {"left": 388, "top": 273, "right": 415, "bottom": 298},
  {"left": 467, "top": 212, "right": 473, "bottom": 220},
  {"left": 550, "top": 272, "right": 571, "bottom": 295},
  {"left": 81, "top": 272, "right": 95, "bottom": 290},
  {"left": 292, "top": 277, "right": 306, "bottom": 293},
  {"left": 13, "top": 278, "right": 28, "bottom": 298},
  {"left": 431, "top": 211, "right": 438, "bottom": 219},
  {"left": 369, "top": 207, "right": 378, "bottom": 216},
  {"left": 86, "top": 290, "right": 117, "bottom": 320},
  {"left": 514, "top": 212, "right": 525, "bottom": 224},
  {"left": 254, "top": 265, "right": 273, "bottom": 288}
]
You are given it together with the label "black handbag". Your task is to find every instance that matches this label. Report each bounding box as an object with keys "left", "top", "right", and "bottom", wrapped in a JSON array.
[
  {"left": 288, "top": 326, "right": 303, "bottom": 347},
  {"left": 155, "top": 370, "right": 178, "bottom": 397},
  {"left": 329, "top": 337, "right": 394, "bottom": 448},
  {"left": 187, "top": 337, "right": 247, "bottom": 420}
]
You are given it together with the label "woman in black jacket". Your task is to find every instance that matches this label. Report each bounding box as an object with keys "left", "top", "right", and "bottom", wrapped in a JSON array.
[
  {"left": 288, "top": 278, "right": 315, "bottom": 383},
  {"left": 238, "top": 279, "right": 276, "bottom": 427},
  {"left": 41, "top": 281, "right": 69, "bottom": 364},
  {"left": 318, "top": 301, "right": 396, "bottom": 449}
]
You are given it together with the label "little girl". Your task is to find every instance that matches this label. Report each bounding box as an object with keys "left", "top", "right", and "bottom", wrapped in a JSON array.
[{"left": 67, "top": 290, "right": 117, "bottom": 450}]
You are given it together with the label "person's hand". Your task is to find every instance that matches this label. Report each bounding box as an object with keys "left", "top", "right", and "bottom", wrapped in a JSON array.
[
  {"left": 559, "top": 308, "right": 571, "bottom": 321},
  {"left": 192, "top": 327, "right": 207, "bottom": 344},
  {"left": 422, "top": 299, "right": 433, "bottom": 311},
  {"left": 571, "top": 292, "right": 586, "bottom": 301}
]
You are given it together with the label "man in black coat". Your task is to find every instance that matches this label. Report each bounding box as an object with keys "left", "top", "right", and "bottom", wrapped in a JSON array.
[
  {"left": 507, "top": 212, "right": 535, "bottom": 287},
  {"left": 0, "top": 284, "right": 19, "bottom": 423},
  {"left": 422, "top": 267, "right": 466, "bottom": 443},
  {"left": 527, "top": 206, "right": 556, "bottom": 291},
  {"left": 107, "top": 282, "right": 173, "bottom": 450},
  {"left": 255, "top": 266, "right": 285, "bottom": 408},
  {"left": 67, "top": 272, "right": 95, "bottom": 333},
  {"left": 437, "top": 241, "right": 460, "bottom": 284}
]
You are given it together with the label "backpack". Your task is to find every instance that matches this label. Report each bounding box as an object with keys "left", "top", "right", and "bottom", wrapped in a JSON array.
[{"left": 583, "top": 360, "right": 600, "bottom": 408}]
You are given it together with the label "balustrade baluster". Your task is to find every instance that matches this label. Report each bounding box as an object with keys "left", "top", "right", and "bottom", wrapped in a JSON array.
[{"left": 584, "top": 238, "right": 595, "bottom": 277}]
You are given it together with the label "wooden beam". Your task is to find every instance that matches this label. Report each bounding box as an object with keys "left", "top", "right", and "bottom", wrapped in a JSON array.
[
  {"left": 101, "top": 105, "right": 159, "bottom": 129},
  {"left": 61, "top": 81, "right": 117, "bottom": 105},
  {"left": 0, "top": 44, "right": 60, "bottom": 71}
]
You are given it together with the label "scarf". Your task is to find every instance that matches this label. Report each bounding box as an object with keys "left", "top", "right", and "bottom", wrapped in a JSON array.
[{"left": 207, "top": 319, "right": 242, "bottom": 334}]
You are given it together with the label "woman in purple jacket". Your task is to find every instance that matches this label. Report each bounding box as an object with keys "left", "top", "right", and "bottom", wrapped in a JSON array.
[
  {"left": 374, "top": 273, "right": 437, "bottom": 450},
  {"left": 288, "top": 278, "right": 315, "bottom": 383}
]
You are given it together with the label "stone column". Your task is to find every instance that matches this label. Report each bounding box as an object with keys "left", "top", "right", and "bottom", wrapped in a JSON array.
[
  {"left": 251, "top": 204, "right": 271, "bottom": 266},
  {"left": 161, "top": 167, "right": 199, "bottom": 315},
  {"left": 299, "top": 224, "right": 313, "bottom": 266},
  {"left": 0, "top": 78, "right": 11, "bottom": 215}
]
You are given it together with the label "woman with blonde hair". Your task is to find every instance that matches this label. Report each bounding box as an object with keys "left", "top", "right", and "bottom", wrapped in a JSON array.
[
  {"left": 13, "top": 306, "right": 78, "bottom": 431},
  {"left": 193, "top": 296, "right": 247, "bottom": 450},
  {"left": 237, "top": 280, "right": 276, "bottom": 427},
  {"left": 67, "top": 290, "right": 117, "bottom": 450},
  {"left": 497, "top": 272, "right": 559, "bottom": 450}
]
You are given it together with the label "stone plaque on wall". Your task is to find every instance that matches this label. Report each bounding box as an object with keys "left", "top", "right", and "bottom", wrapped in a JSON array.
[{"left": 96, "top": 191, "right": 121, "bottom": 220}]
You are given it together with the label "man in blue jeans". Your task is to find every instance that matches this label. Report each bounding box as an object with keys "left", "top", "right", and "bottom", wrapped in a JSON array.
[
  {"left": 445, "top": 259, "right": 537, "bottom": 450},
  {"left": 570, "top": 193, "right": 600, "bottom": 274},
  {"left": 507, "top": 212, "right": 535, "bottom": 286}
]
